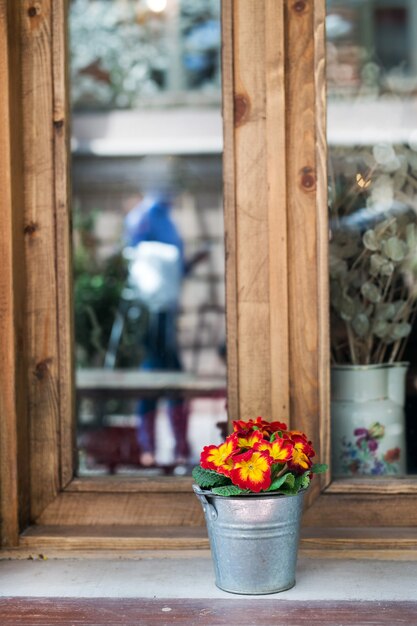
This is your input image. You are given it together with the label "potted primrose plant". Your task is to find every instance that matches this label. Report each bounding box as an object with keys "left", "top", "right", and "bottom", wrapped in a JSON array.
[{"left": 192, "top": 417, "right": 327, "bottom": 595}]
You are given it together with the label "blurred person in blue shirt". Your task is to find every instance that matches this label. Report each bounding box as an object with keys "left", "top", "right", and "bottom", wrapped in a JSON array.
[{"left": 125, "top": 194, "right": 207, "bottom": 467}]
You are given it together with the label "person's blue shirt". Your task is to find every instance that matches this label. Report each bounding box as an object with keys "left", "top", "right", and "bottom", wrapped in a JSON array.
[{"left": 124, "top": 195, "right": 185, "bottom": 271}]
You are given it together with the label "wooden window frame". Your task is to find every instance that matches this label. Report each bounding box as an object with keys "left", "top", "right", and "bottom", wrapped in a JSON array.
[{"left": 1, "top": 0, "right": 417, "bottom": 555}]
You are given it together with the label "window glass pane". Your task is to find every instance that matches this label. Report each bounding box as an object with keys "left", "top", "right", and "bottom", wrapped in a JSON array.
[
  {"left": 327, "top": 0, "right": 417, "bottom": 477},
  {"left": 69, "top": 0, "right": 226, "bottom": 477}
]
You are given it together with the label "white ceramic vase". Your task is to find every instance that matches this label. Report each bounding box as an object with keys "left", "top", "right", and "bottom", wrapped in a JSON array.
[{"left": 331, "top": 363, "right": 408, "bottom": 477}]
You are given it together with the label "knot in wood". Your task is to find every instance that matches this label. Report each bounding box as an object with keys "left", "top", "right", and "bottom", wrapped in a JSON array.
[
  {"left": 34, "top": 359, "right": 52, "bottom": 381},
  {"left": 300, "top": 167, "right": 316, "bottom": 191},
  {"left": 53, "top": 119, "right": 64, "bottom": 130},
  {"left": 24, "top": 221, "right": 38, "bottom": 236},
  {"left": 27, "top": 5, "right": 39, "bottom": 17},
  {"left": 234, "top": 94, "right": 250, "bottom": 127},
  {"left": 293, "top": 1, "right": 306, "bottom": 13}
]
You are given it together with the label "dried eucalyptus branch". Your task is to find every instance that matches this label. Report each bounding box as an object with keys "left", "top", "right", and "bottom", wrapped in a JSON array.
[{"left": 329, "top": 145, "right": 417, "bottom": 365}]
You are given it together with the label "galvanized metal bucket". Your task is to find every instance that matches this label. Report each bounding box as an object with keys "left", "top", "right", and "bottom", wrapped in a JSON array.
[{"left": 193, "top": 484, "right": 305, "bottom": 595}]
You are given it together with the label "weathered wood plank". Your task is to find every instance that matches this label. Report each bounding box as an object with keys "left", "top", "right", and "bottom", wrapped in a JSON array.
[
  {"left": 0, "top": 599, "right": 416, "bottom": 626},
  {"left": 20, "top": 525, "right": 209, "bottom": 550},
  {"left": 35, "top": 492, "right": 204, "bottom": 527},
  {"left": 313, "top": 0, "right": 331, "bottom": 491},
  {"left": 51, "top": 0, "right": 75, "bottom": 490},
  {"left": 21, "top": 0, "right": 60, "bottom": 519},
  {"left": 266, "top": 0, "right": 290, "bottom": 423},
  {"left": 284, "top": 0, "right": 325, "bottom": 506},
  {"left": 304, "top": 493, "right": 417, "bottom": 527},
  {"left": 326, "top": 478, "right": 417, "bottom": 495},
  {"left": 228, "top": 0, "right": 289, "bottom": 422},
  {"left": 1, "top": 525, "right": 416, "bottom": 558},
  {"left": 5, "top": 0, "right": 32, "bottom": 537},
  {"left": 221, "top": 0, "right": 239, "bottom": 429},
  {"left": 66, "top": 477, "right": 194, "bottom": 493},
  {"left": 0, "top": 0, "right": 19, "bottom": 547}
]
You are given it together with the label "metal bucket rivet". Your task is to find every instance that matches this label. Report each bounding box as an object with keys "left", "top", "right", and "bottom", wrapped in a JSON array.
[{"left": 193, "top": 484, "right": 305, "bottom": 595}]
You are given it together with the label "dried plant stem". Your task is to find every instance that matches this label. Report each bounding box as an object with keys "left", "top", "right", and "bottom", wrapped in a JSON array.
[
  {"left": 365, "top": 334, "right": 373, "bottom": 365},
  {"left": 346, "top": 323, "right": 357, "bottom": 364},
  {"left": 396, "top": 303, "right": 417, "bottom": 362},
  {"left": 389, "top": 340, "right": 401, "bottom": 364},
  {"left": 272, "top": 464, "right": 288, "bottom": 481},
  {"left": 350, "top": 248, "right": 368, "bottom": 272}
]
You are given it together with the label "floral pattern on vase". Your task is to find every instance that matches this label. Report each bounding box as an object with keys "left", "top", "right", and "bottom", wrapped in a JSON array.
[
  {"left": 339, "top": 422, "right": 402, "bottom": 476},
  {"left": 331, "top": 364, "right": 407, "bottom": 477}
]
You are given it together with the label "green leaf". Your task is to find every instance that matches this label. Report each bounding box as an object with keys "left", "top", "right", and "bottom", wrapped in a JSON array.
[
  {"left": 310, "top": 463, "right": 328, "bottom": 474},
  {"left": 292, "top": 473, "right": 311, "bottom": 493},
  {"left": 369, "top": 253, "right": 385, "bottom": 276},
  {"left": 352, "top": 313, "right": 370, "bottom": 338},
  {"left": 380, "top": 261, "right": 394, "bottom": 277},
  {"left": 375, "top": 303, "right": 395, "bottom": 321},
  {"left": 373, "top": 320, "right": 391, "bottom": 339},
  {"left": 382, "top": 237, "right": 408, "bottom": 262},
  {"left": 192, "top": 466, "right": 231, "bottom": 489},
  {"left": 361, "top": 281, "right": 381, "bottom": 303},
  {"left": 297, "top": 473, "right": 311, "bottom": 490},
  {"left": 267, "top": 472, "right": 295, "bottom": 492},
  {"left": 339, "top": 295, "right": 357, "bottom": 321},
  {"left": 363, "top": 229, "right": 380, "bottom": 251},
  {"left": 271, "top": 463, "right": 285, "bottom": 477},
  {"left": 390, "top": 322, "right": 412, "bottom": 340},
  {"left": 211, "top": 485, "right": 248, "bottom": 496}
]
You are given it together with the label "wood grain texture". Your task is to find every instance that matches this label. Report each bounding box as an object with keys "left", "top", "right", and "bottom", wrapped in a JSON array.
[
  {"left": 326, "top": 478, "right": 417, "bottom": 495},
  {"left": 2, "top": 526, "right": 416, "bottom": 558},
  {"left": 0, "top": 599, "right": 416, "bottom": 626},
  {"left": 21, "top": 0, "right": 60, "bottom": 521},
  {"left": 6, "top": 0, "right": 31, "bottom": 537},
  {"left": 51, "top": 0, "right": 75, "bottom": 490},
  {"left": 304, "top": 493, "right": 417, "bottom": 527},
  {"left": 221, "top": 0, "right": 239, "bottom": 429},
  {"left": 227, "top": 0, "right": 290, "bottom": 422},
  {"left": 35, "top": 492, "right": 204, "bottom": 527},
  {"left": 313, "top": 0, "right": 331, "bottom": 491},
  {"left": 66, "top": 477, "right": 195, "bottom": 493},
  {"left": 0, "top": 0, "right": 19, "bottom": 547},
  {"left": 20, "top": 525, "right": 209, "bottom": 550},
  {"left": 284, "top": 0, "right": 326, "bottom": 507},
  {"left": 265, "top": 0, "right": 290, "bottom": 423}
]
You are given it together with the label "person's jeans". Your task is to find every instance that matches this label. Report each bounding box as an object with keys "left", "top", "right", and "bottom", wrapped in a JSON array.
[{"left": 136, "top": 311, "right": 190, "bottom": 460}]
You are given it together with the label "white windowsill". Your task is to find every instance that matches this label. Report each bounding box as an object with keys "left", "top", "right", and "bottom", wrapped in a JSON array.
[{"left": 0, "top": 553, "right": 416, "bottom": 600}]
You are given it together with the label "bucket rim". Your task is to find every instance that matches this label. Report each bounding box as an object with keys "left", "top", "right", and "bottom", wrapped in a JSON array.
[{"left": 192, "top": 484, "right": 308, "bottom": 499}]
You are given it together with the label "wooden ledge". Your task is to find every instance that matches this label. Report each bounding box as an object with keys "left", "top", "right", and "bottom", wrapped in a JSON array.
[
  {"left": 326, "top": 478, "right": 417, "bottom": 495},
  {"left": 300, "top": 527, "right": 417, "bottom": 560},
  {"left": 0, "top": 525, "right": 415, "bottom": 560},
  {"left": 1, "top": 599, "right": 417, "bottom": 625},
  {"left": 16, "top": 526, "right": 209, "bottom": 553}
]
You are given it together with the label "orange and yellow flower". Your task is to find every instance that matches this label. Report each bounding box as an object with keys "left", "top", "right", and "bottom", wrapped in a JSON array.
[
  {"left": 255, "top": 437, "right": 294, "bottom": 464},
  {"left": 233, "top": 417, "right": 287, "bottom": 437},
  {"left": 236, "top": 429, "right": 264, "bottom": 450},
  {"left": 230, "top": 450, "right": 272, "bottom": 492},
  {"left": 200, "top": 434, "right": 238, "bottom": 476},
  {"left": 287, "top": 435, "right": 315, "bottom": 473}
]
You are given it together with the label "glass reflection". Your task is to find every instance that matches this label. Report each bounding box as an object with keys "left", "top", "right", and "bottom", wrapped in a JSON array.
[
  {"left": 70, "top": 0, "right": 225, "bottom": 476},
  {"left": 327, "top": 0, "right": 417, "bottom": 477}
]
